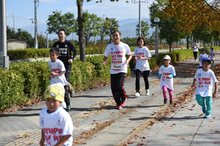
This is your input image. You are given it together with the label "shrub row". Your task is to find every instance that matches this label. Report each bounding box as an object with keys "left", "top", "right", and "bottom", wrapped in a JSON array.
[{"left": 1, "top": 47, "right": 219, "bottom": 111}]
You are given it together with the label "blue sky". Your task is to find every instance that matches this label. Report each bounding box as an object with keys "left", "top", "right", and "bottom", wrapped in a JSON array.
[
  {"left": 6, "top": 0, "right": 153, "bottom": 28},
  {"left": 6, "top": 0, "right": 154, "bottom": 39}
]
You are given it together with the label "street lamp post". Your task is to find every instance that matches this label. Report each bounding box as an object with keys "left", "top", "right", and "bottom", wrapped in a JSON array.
[
  {"left": 0, "top": 0, "right": 9, "bottom": 68},
  {"left": 154, "top": 17, "right": 160, "bottom": 58},
  {"left": 46, "top": 31, "right": 49, "bottom": 49}
]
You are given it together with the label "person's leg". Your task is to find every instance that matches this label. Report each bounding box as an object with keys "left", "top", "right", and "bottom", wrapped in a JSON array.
[
  {"left": 111, "top": 74, "right": 121, "bottom": 107},
  {"left": 195, "top": 52, "right": 198, "bottom": 60},
  {"left": 117, "top": 73, "right": 127, "bottom": 105},
  {"left": 205, "top": 96, "right": 212, "bottom": 115},
  {"left": 162, "top": 85, "right": 168, "bottom": 104},
  {"left": 196, "top": 95, "right": 206, "bottom": 113},
  {"left": 65, "top": 64, "right": 74, "bottom": 97},
  {"left": 143, "top": 70, "right": 150, "bottom": 89},
  {"left": 64, "top": 65, "right": 72, "bottom": 110},
  {"left": 135, "top": 69, "right": 141, "bottom": 93},
  {"left": 167, "top": 88, "right": 173, "bottom": 104}
]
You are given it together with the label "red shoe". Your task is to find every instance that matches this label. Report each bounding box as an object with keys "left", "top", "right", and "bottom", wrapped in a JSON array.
[
  {"left": 116, "top": 105, "right": 122, "bottom": 110},
  {"left": 121, "top": 101, "right": 126, "bottom": 107}
]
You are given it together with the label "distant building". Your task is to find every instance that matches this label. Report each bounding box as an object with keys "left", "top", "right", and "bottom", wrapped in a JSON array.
[{"left": 7, "top": 39, "right": 27, "bottom": 50}]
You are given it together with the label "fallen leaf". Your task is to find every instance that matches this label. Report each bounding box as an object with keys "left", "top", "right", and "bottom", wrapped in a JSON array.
[
  {"left": 209, "top": 125, "right": 215, "bottom": 127},
  {"left": 143, "top": 132, "right": 147, "bottom": 134},
  {"left": 180, "top": 137, "right": 185, "bottom": 140},
  {"left": 189, "top": 124, "right": 194, "bottom": 127},
  {"left": 138, "top": 143, "right": 144, "bottom": 145},
  {"left": 147, "top": 127, "right": 151, "bottom": 129},
  {"left": 215, "top": 130, "right": 219, "bottom": 133},
  {"left": 214, "top": 142, "right": 218, "bottom": 144},
  {"left": 166, "top": 128, "right": 169, "bottom": 130}
]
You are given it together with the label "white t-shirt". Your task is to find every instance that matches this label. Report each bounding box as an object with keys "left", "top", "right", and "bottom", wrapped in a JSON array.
[
  {"left": 48, "top": 59, "right": 69, "bottom": 86},
  {"left": 39, "top": 107, "right": 74, "bottom": 146},
  {"left": 134, "top": 46, "right": 152, "bottom": 71},
  {"left": 193, "top": 43, "right": 199, "bottom": 52},
  {"left": 159, "top": 65, "right": 176, "bottom": 90},
  {"left": 209, "top": 49, "right": 215, "bottom": 60},
  {"left": 194, "top": 68, "right": 218, "bottom": 97},
  {"left": 104, "top": 42, "right": 131, "bottom": 74},
  {"left": 198, "top": 54, "right": 208, "bottom": 67}
]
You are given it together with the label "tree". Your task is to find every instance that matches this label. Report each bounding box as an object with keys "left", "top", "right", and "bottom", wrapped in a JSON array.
[
  {"left": 7, "top": 26, "right": 16, "bottom": 40},
  {"left": 16, "top": 29, "right": 34, "bottom": 48},
  {"left": 99, "top": 17, "right": 110, "bottom": 44},
  {"left": 136, "top": 21, "right": 150, "bottom": 38},
  {"left": 37, "top": 33, "right": 47, "bottom": 48},
  {"left": 82, "top": 11, "right": 101, "bottom": 46},
  {"left": 149, "top": 0, "right": 184, "bottom": 52},
  {"left": 76, "top": 0, "right": 126, "bottom": 62},
  {"left": 105, "top": 17, "right": 119, "bottom": 43},
  {"left": 47, "top": 10, "right": 76, "bottom": 36},
  {"left": 192, "top": 25, "right": 213, "bottom": 48},
  {"left": 164, "top": 0, "right": 220, "bottom": 33}
]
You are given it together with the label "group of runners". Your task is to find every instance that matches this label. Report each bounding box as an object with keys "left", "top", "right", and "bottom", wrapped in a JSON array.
[{"left": 39, "top": 30, "right": 218, "bottom": 146}]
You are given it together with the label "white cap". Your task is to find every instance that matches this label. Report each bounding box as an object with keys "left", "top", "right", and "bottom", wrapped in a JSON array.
[{"left": 163, "top": 55, "right": 171, "bottom": 60}]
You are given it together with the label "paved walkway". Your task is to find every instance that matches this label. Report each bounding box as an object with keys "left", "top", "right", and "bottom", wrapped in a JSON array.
[{"left": 1, "top": 52, "right": 220, "bottom": 146}]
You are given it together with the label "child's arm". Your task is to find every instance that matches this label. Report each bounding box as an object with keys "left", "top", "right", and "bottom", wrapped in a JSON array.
[
  {"left": 39, "top": 129, "right": 45, "bottom": 146},
  {"left": 191, "top": 78, "right": 197, "bottom": 87},
  {"left": 50, "top": 71, "right": 65, "bottom": 76},
  {"left": 54, "top": 135, "right": 71, "bottom": 146},
  {"left": 213, "top": 82, "right": 218, "bottom": 98}
]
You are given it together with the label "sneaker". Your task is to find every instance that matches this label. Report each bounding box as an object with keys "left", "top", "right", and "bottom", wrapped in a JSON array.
[
  {"left": 204, "top": 114, "right": 211, "bottom": 118},
  {"left": 65, "top": 104, "right": 71, "bottom": 112},
  {"left": 121, "top": 101, "right": 126, "bottom": 107},
  {"left": 145, "top": 89, "right": 149, "bottom": 96},
  {"left": 116, "top": 105, "right": 122, "bottom": 110},
  {"left": 170, "top": 101, "right": 173, "bottom": 105},
  {"left": 202, "top": 107, "right": 206, "bottom": 113},
  {"left": 164, "top": 99, "right": 167, "bottom": 104},
  {"left": 69, "top": 87, "right": 74, "bottom": 98},
  {"left": 135, "top": 92, "right": 140, "bottom": 97}
]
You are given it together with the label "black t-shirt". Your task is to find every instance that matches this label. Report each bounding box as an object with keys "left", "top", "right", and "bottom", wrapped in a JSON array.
[{"left": 53, "top": 40, "right": 77, "bottom": 68}]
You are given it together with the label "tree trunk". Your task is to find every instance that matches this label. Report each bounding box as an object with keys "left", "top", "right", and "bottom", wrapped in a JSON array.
[
  {"left": 85, "top": 36, "right": 88, "bottom": 46},
  {"left": 101, "top": 36, "right": 103, "bottom": 44},
  {"left": 186, "top": 36, "right": 189, "bottom": 49},
  {"left": 169, "top": 43, "right": 172, "bottom": 52},
  {"left": 77, "top": 0, "right": 86, "bottom": 62},
  {"left": 109, "top": 35, "right": 112, "bottom": 43}
]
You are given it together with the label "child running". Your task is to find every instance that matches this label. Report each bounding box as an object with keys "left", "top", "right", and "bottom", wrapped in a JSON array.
[
  {"left": 209, "top": 46, "right": 215, "bottom": 65},
  {"left": 198, "top": 48, "right": 208, "bottom": 68},
  {"left": 158, "top": 55, "right": 176, "bottom": 105},
  {"left": 191, "top": 57, "right": 218, "bottom": 118},
  {"left": 49, "top": 47, "right": 74, "bottom": 111},
  {"left": 134, "top": 37, "right": 151, "bottom": 97},
  {"left": 39, "top": 84, "right": 74, "bottom": 146}
]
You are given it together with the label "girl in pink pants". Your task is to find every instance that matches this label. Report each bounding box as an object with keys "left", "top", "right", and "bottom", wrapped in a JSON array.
[{"left": 158, "top": 55, "right": 176, "bottom": 105}]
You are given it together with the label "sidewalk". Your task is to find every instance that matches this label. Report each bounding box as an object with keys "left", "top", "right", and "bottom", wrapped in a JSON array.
[{"left": 1, "top": 53, "right": 220, "bottom": 146}]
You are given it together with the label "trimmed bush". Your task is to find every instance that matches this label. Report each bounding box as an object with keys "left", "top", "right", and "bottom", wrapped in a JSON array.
[{"left": 0, "top": 68, "right": 26, "bottom": 111}]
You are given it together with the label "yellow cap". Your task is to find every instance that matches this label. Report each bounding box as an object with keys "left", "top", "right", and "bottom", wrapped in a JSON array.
[{"left": 45, "top": 84, "right": 64, "bottom": 102}]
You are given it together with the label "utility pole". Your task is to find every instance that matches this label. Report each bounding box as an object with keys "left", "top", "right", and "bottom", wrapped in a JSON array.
[
  {"left": 12, "top": 14, "right": 15, "bottom": 30},
  {"left": 0, "top": 0, "right": 9, "bottom": 68},
  {"left": 34, "top": 0, "right": 39, "bottom": 49},
  {"left": 131, "top": 0, "right": 148, "bottom": 37}
]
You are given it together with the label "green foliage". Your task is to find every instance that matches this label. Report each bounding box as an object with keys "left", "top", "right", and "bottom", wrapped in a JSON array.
[
  {"left": 136, "top": 20, "right": 150, "bottom": 37},
  {"left": 0, "top": 68, "right": 26, "bottom": 111},
  {"left": 7, "top": 49, "right": 50, "bottom": 60},
  {"left": 47, "top": 10, "right": 76, "bottom": 36}
]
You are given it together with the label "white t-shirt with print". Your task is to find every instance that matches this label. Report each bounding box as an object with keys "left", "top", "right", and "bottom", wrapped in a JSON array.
[
  {"left": 104, "top": 42, "right": 131, "bottom": 74},
  {"left": 198, "top": 54, "right": 208, "bottom": 67},
  {"left": 39, "top": 107, "right": 74, "bottom": 146},
  {"left": 194, "top": 68, "right": 218, "bottom": 97},
  {"left": 193, "top": 43, "right": 199, "bottom": 52},
  {"left": 48, "top": 59, "right": 69, "bottom": 86},
  {"left": 134, "top": 46, "right": 152, "bottom": 71},
  {"left": 159, "top": 65, "right": 176, "bottom": 91},
  {"left": 209, "top": 49, "right": 215, "bottom": 60}
]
